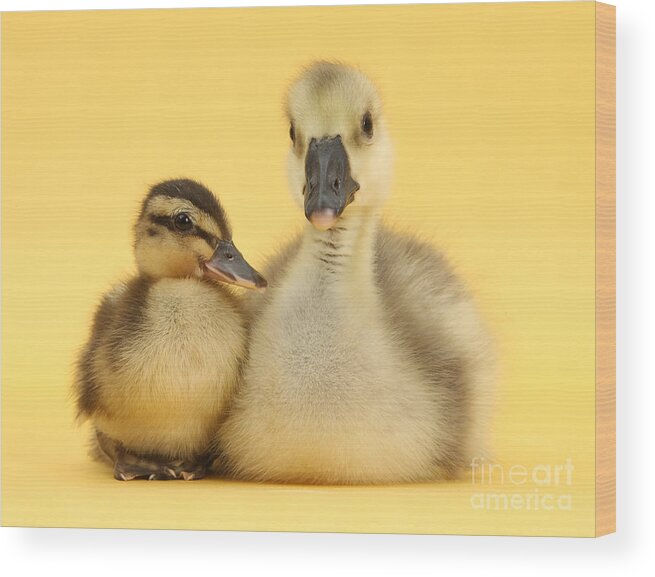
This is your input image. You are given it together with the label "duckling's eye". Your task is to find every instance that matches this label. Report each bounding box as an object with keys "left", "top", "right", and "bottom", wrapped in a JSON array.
[
  {"left": 289, "top": 122, "right": 296, "bottom": 144},
  {"left": 173, "top": 212, "right": 193, "bottom": 232},
  {"left": 361, "top": 111, "right": 373, "bottom": 138}
]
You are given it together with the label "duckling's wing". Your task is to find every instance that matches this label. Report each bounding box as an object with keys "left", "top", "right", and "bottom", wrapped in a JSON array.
[{"left": 74, "top": 282, "right": 129, "bottom": 420}]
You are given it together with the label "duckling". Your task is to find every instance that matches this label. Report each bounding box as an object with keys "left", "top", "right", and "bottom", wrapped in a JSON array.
[
  {"left": 218, "top": 62, "right": 496, "bottom": 484},
  {"left": 75, "top": 179, "right": 266, "bottom": 480}
]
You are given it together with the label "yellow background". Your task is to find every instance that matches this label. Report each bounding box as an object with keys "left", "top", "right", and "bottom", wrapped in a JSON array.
[{"left": 2, "top": 2, "right": 597, "bottom": 535}]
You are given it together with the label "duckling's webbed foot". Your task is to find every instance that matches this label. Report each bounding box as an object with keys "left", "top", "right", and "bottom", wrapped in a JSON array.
[
  {"left": 113, "top": 452, "right": 209, "bottom": 481},
  {"left": 113, "top": 452, "right": 178, "bottom": 481},
  {"left": 168, "top": 458, "right": 208, "bottom": 481}
]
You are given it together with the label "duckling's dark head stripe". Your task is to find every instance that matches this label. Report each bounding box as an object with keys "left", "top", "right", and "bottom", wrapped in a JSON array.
[
  {"left": 148, "top": 214, "right": 220, "bottom": 249},
  {"left": 142, "top": 179, "right": 232, "bottom": 239}
]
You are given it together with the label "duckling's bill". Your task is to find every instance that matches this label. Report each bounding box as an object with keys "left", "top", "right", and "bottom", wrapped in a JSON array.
[{"left": 203, "top": 240, "right": 267, "bottom": 291}]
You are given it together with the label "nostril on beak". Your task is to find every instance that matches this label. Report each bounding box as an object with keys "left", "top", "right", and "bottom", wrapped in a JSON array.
[{"left": 333, "top": 178, "right": 341, "bottom": 193}]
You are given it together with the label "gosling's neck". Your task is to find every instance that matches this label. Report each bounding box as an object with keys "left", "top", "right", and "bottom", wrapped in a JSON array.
[{"left": 302, "top": 206, "right": 381, "bottom": 291}]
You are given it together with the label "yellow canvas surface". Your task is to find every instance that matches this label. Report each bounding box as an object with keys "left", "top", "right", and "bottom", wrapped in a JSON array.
[{"left": 2, "top": 2, "right": 598, "bottom": 535}]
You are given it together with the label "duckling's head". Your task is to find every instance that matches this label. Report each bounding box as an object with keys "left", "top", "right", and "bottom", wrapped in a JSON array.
[
  {"left": 134, "top": 179, "right": 267, "bottom": 290},
  {"left": 285, "top": 61, "right": 393, "bottom": 231}
]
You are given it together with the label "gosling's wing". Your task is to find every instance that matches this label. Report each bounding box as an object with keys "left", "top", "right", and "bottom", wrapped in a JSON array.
[
  {"left": 375, "top": 224, "right": 496, "bottom": 461},
  {"left": 375, "top": 225, "right": 471, "bottom": 339},
  {"left": 375, "top": 224, "right": 495, "bottom": 376}
]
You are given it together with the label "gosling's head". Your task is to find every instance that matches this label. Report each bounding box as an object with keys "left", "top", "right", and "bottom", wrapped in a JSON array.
[
  {"left": 134, "top": 179, "right": 267, "bottom": 290},
  {"left": 285, "top": 61, "right": 393, "bottom": 231}
]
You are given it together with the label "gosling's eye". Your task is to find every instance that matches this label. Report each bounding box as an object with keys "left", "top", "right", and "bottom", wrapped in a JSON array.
[
  {"left": 289, "top": 122, "right": 296, "bottom": 144},
  {"left": 361, "top": 111, "right": 373, "bottom": 138},
  {"left": 173, "top": 212, "right": 193, "bottom": 232}
]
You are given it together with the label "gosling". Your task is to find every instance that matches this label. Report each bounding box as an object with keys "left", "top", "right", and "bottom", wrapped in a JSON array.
[{"left": 218, "top": 62, "right": 496, "bottom": 484}]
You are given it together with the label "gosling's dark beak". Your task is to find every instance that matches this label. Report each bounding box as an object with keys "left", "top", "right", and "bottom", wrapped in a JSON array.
[
  {"left": 203, "top": 240, "right": 267, "bottom": 292},
  {"left": 304, "top": 136, "right": 360, "bottom": 231}
]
